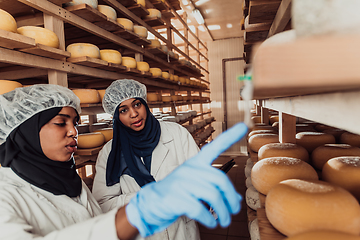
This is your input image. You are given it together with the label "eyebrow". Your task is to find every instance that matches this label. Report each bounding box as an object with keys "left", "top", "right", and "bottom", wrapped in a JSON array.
[{"left": 119, "top": 99, "right": 139, "bottom": 108}]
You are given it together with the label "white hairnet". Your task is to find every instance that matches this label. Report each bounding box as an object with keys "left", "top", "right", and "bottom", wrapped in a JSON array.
[
  {"left": 102, "top": 79, "right": 147, "bottom": 116},
  {"left": 0, "top": 84, "right": 81, "bottom": 145}
]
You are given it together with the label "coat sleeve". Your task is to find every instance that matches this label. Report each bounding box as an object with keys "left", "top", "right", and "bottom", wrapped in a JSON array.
[{"left": 92, "top": 141, "right": 137, "bottom": 213}]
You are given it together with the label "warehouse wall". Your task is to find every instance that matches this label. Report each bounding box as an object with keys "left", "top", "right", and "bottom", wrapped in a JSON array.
[{"left": 208, "top": 37, "right": 247, "bottom": 154}]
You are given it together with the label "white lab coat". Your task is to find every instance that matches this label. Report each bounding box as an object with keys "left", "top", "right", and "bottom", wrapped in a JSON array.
[
  {"left": 92, "top": 121, "right": 201, "bottom": 240},
  {"left": 0, "top": 167, "right": 120, "bottom": 240}
]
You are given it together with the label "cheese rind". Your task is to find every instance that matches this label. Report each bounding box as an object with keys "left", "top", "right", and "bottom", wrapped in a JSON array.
[
  {"left": 149, "top": 68, "right": 162, "bottom": 77},
  {"left": 116, "top": 18, "right": 134, "bottom": 31},
  {"left": 72, "top": 89, "right": 101, "bottom": 104},
  {"left": 17, "top": 26, "right": 59, "bottom": 48},
  {"left": 258, "top": 143, "right": 309, "bottom": 162},
  {"left": 296, "top": 131, "right": 336, "bottom": 153},
  {"left": 67, "top": 43, "right": 100, "bottom": 58},
  {"left": 0, "top": 9, "right": 17, "bottom": 33},
  {"left": 77, "top": 132, "right": 105, "bottom": 149},
  {"left": 145, "top": 9, "right": 161, "bottom": 19},
  {"left": 248, "top": 133, "right": 279, "bottom": 152},
  {"left": 136, "top": 61, "right": 150, "bottom": 71},
  {"left": 94, "top": 128, "right": 113, "bottom": 142},
  {"left": 100, "top": 49, "right": 122, "bottom": 64},
  {"left": 284, "top": 230, "right": 360, "bottom": 240},
  {"left": 133, "top": 25, "right": 148, "bottom": 38},
  {"left": 65, "top": 0, "right": 98, "bottom": 9},
  {"left": 121, "top": 57, "right": 137, "bottom": 68},
  {"left": 97, "top": 5, "right": 117, "bottom": 20},
  {"left": 0, "top": 80, "right": 23, "bottom": 94}
]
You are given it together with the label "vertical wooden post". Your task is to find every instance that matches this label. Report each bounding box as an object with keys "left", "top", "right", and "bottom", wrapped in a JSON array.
[
  {"left": 256, "top": 100, "right": 262, "bottom": 116},
  {"left": 135, "top": 53, "right": 143, "bottom": 62},
  {"left": 279, "top": 112, "right": 296, "bottom": 143},
  {"left": 261, "top": 107, "right": 269, "bottom": 125},
  {"left": 170, "top": 90, "right": 176, "bottom": 116}
]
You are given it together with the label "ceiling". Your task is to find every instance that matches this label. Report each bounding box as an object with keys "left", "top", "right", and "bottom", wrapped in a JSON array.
[{"left": 178, "top": 0, "right": 245, "bottom": 41}]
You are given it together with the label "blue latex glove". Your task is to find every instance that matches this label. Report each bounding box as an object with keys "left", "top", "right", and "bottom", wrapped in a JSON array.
[{"left": 126, "top": 122, "right": 248, "bottom": 237}]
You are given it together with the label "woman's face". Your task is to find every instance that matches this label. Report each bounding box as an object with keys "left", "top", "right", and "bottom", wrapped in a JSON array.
[
  {"left": 39, "top": 107, "right": 79, "bottom": 162},
  {"left": 118, "top": 98, "right": 147, "bottom": 131}
]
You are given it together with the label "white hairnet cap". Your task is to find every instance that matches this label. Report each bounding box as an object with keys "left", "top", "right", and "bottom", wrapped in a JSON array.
[
  {"left": 102, "top": 79, "right": 147, "bottom": 116},
  {"left": 0, "top": 84, "right": 81, "bottom": 145}
]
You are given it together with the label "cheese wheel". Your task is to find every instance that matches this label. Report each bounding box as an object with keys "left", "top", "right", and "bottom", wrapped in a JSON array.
[
  {"left": 0, "top": 80, "right": 22, "bottom": 95},
  {"left": 77, "top": 132, "right": 105, "bottom": 149},
  {"left": 169, "top": 74, "right": 174, "bottom": 81},
  {"left": 161, "top": 45, "right": 168, "bottom": 53},
  {"left": 97, "top": 5, "right": 117, "bottom": 20},
  {"left": 266, "top": 179, "right": 360, "bottom": 236},
  {"left": 147, "top": 93, "right": 158, "bottom": 102},
  {"left": 251, "top": 115, "right": 262, "bottom": 124},
  {"left": 149, "top": 68, "right": 162, "bottom": 77},
  {"left": 323, "top": 128, "right": 346, "bottom": 142},
  {"left": 133, "top": 25, "right": 148, "bottom": 38},
  {"left": 258, "top": 143, "right": 310, "bottom": 162},
  {"left": 249, "top": 219, "right": 260, "bottom": 240},
  {"left": 284, "top": 230, "right": 360, "bottom": 240},
  {"left": 136, "top": 61, "right": 150, "bottom": 71},
  {"left": 72, "top": 89, "right": 101, "bottom": 104},
  {"left": 311, "top": 144, "right": 360, "bottom": 170},
  {"left": 67, "top": 43, "right": 100, "bottom": 58},
  {"left": 179, "top": 77, "right": 186, "bottom": 83},
  {"left": 315, "top": 124, "right": 336, "bottom": 132},
  {"left": 296, "top": 132, "right": 336, "bottom": 153},
  {"left": 0, "top": 9, "right": 17, "bottom": 33},
  {"left": 248, "top": 133, "right": 279, "bottom": 152},
  {"left": 100, "top": 49, "right": 122, "bottom": 64},
  {"left": 136, "top": 0, "right": 145, "bottom": 7},
  {"left": 149, "top": 39, "right": 161, "bottom": 48},
  {"left": 93, "top": 128, "right": 113, "bottom": 142},
  {"left": 323, "top": 156, "right": 360, "bottom": 201},
  {"left": 251, "top": 123, "right": 276, "bottom": 131},
  {"left": 251, "top": 157, "right": 318, "bottom": 195},
  {"left": 340, "top": 132, "right": 360, "bottom": 147},
  {"left": 296, "top": 124, "right": 315, "bottom": 133},
  {"left": 162, "top": 72, "right": 170, "bottom": 79},
  {"left": 173, "top": 75, "right": 179, "bottom": 81},
  {"left": 248, "top": 129, "right": 278, "bottom": 138},
  {"left": 185, "top": 78, "right": 190, "bottom": 84},
  {"left": 97, "top": 89, "right": 106, "bottom": 101},
  {"left": 121, "top": 57, "right": 136, "bottom": 68},
  {"left": 65, "top": 0, "right": 98, "bottom": 9},
  {"left": 162, "top": 96, "right": 172, "bottom": 102},
  {"left": 245, "top": 186, "right": 261, "bottom": 210},
  {"left": 17, "top": 26, "right": 59, "bottom": 48},
  {"left": 269, "top": 115, "right": 279, "bottom": 125},
  {"left": 145, "top": 8, "right": 161, "bottom": 19},
  {"left": 116, "top": 18, "right": 134, "bottom": 31}
]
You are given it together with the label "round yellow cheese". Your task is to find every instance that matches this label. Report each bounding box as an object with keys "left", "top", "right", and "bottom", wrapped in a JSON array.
[
  {"left": 248, "top": 133, "right": 279, "bottom": 152},
  {"left": 94, "top": 128, "right": 113, "bottom": 142},
  {"left": 149, "top": 39, "right": 161, "bottom": 48},
  {"left": 100, "top": 49, "right": 122, "bottom": 64},
  {"left": 145, "top": 8, "right": 161, "bottom": 19},
  {"left": 116, "top": 18, "right": 134, "bottom": 31},
  {"left": 136, "top": 61, "right": 150, "bottom": 71},
  {"left": 17, "top": 26, "right": 59, "bottom": 48},
  {"left": 248, "top": 129, "right": 278, "bottom": 138},
  {"left": 67, "top": 43, "right": 100, "bottom": 58},
  {"left": 173, "top": 75, "right": 179, "bottom": 81},
  {"left": 323, "top": 156, "right": 360, "bottom": 201},
  {"left": 311, "top": 143, "right": 360, "bottom": 170},
  {"left": 266, "top": 179, "right": 360, "bottom": 237},
  {"left": 284, "top": 230, "right": 360, "bottom": 240},
  {"left": 296, "top": 132, "right": 336, "bottom": 153},
  {"left": 340, "top": 132, "right": 360, "bottom": 147},
  {"left": 251, "top": 157, "right": 318, "bottom": 195},
  {"left": 65, "top": 0, "right": 98, "bottom": 9},
  {"left": 169, "top": 74, "right": 174, "bottom": 81},
  {"left": 162, "top": 96, "right": 172, "bottom": 102},
  {"left": 173, "top": 52, "right": 179, "bottom": 59},
  {"left": 258, "top": 143, "right": 310, "bottom": 162},
  {"left": 162, "top": 72, "right": 170, "bottom": 79},
  {"left": 97, "top": 5, "right": 117, "bottom": 20},
  {"left": 136, "top": 0, "right": 146, "bottom": 7},
  {"left": 147, "top": 93, "right": 158, "bottom": 102},
  {"left": 0, "top": 9, "right": 17, "bottom": 33},
  {"left": 0, "top": 80, "right": 23, "bottom": 95},
  {"left": 77, "top": 132, "right": 105, "bottom": 149},
  {"left": 133, "top": 25, "right": 148, "bottom": 38},
  {"left": 179, "top": 77, "right": 186, "bottom": 83},
  {"left": 72, "top": 89, "right": 101, "bottom": 104},
  {"left": 97, "top": 89, "right": 106, "bottom": 101},
  {"left": 149, "top": 68, "right": 162, "bottom": 77},
  {"left": 121, "top": 57, "right": 136, "bottom": 68}
]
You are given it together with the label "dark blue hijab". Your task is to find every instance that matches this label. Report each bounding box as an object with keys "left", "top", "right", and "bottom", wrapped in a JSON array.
[{"left": 106, "top": 98, "right": 161, "bottom": 187}]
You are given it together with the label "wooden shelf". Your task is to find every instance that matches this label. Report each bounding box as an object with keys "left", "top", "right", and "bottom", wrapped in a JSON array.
[
  {"left": 248, "top": 0, "right": 281, "bottom": 25},
  {"left": 0, "top": 29, "right": 36, "bottom": 49},
  {"left": 127, "top": 4, "right": 149, "bottom": 17},
  {"left": 143, "top": 17, "right": 165, "bottom": 27}
]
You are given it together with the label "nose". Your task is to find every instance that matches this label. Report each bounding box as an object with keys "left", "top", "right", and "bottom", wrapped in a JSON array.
[
  {"left": 129, "top": 107, "right": 138, "bottom": 118},
  {"left": 68, "top": 124, "right": 78, "bottom": 137}
]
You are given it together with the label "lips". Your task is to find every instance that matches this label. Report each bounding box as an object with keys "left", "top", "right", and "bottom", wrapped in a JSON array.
[
  {"left": 132, "top": 119, "right": 143, "bottom": 127},
  {"left": 66, "top": 140, "right": 77, "bottom": 153}
]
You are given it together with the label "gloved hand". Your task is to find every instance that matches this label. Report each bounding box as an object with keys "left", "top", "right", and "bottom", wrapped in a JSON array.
[{"left": 126, "top": 122, "right": 248, "bottom": 237}]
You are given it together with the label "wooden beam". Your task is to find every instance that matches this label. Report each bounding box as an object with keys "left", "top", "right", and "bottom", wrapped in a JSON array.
[{"left": 267, "top": 0, "right": 292, "bottom": 38}]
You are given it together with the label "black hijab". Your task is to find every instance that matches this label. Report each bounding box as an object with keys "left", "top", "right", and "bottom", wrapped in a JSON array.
[
  {"left": 0, "top": 107, "right": 82, "bottom": 197},
  {"left": 106, "top": 98, "right": 161, "bottom": 187}
]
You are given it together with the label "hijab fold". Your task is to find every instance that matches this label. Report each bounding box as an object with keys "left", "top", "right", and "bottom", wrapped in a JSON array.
[
  {"left": 0, "top": 107, "right": 82, "bottom": 197},
  {"left": 106, "top": 98, "right": 161, "bottom": 187}
]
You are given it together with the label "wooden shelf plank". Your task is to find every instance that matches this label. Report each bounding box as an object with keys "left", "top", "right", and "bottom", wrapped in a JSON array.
[
  {"left": 67, "top": 56, "right": 109, "bottom": 68},
  {"left": 248, "top": 0, "right": 281, "bottom": 25},
  {"left": 143, "top": 17, "right": 165, "bottom": 27},
  {"left": 20, "top": 43, "right": 71, "bottom": 60},
  {"left": 127, "top": 4, "right": 149, "bottom": 17},
  {"left": 152, "top": 1, "right": 167, "bottom": 11},
  {"left": 0, "top": 29, "right": 36, "bottom": 49},
  {"left": 65, "top": 4, "right": 106, "bottom": 23}
]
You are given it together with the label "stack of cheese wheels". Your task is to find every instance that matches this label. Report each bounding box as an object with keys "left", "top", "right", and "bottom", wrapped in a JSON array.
[
  {"left": 72, "top": 89, "right": 101, "bottom": 104},
  {"left": 284, "top": 230, "right": 360, "bottom": 240},
  {"left": 296, "top": 132, "right": 336, "bottom": 153},
  {"left": 340, "top": 132, "right": 360, "bottom": 147},
  {"left": 149, "top": 39, "right": 161, "bottom": 48},
  {"left": 77, "top": 132, "right": 105, "bottom": 149},
  {"left": 311, "top": 143, "right": 360, "bottom": 170},
  {"left": 147, "top": 93, "right": 158, "bottom": 102},
  {"left": 0, "top": 80, "right": 23, "bottom": 94},
  {"left": 323, "top": 156, "right": 360, "bottom": 201},
  {"left": 65, "top": 0, "right": 98, "bottom": 8},
  {"left": 145, "top": 8, "right": 161, "bottom": 19},
  {"left": 133, "top": 25, "right": 148, "bottom": 38},
  {"left": 251, "top": 116, "right": 262, "bottom": 124},
  {"left": 100, "top": 49, "right": 122, "bottom": 64},
  {"left": 266, "top": 179, "right": 360, "bottom": 237},
  {"left": 149, "top": 68, "right": 162, "bottom": 77},
  {"left": 251, "top": 157, "right": 318, "bottom": 195},
  {"left": 17, "top": 26, "right": 59, "bottom": 48},
  {"left": 67, "top": 43, "right": 100, "bottom": 58},
  {"left": 136, "top": 61, "right": 150, "bottom": 71},
  {"left": 248, "top": 133, "right": 279, "bottom": 152},
  {"left": 121, "top": 57, "right": 137, "bottom": 68},
  {"left": 0, "top": 9, "right": 17, "bottom": 33},
  {"left": 116, "top": 18, "right": 134, "bottom": 31},
  {"left": 162, "top": 72, "right": 170, "bottom": 79},
  {"left": 94, "top": 128, "right": 113, "bottom": 142},
  {"left": 258, "top": 143, "right": 310, "bottom": 162},
  {"left": 97, "top": 89, "right": 106, "bottom": 101},
  {"left": 97, "top": 5, "right": 117, "bottom": 20},
  {"left": 136, "top": 0, "right": 145, "bottom": 7}
]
